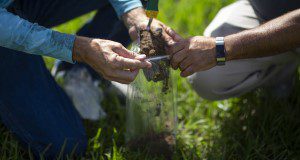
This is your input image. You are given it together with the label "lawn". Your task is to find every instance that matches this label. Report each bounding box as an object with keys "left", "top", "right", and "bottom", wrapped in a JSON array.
[{"left": 1, "top": 0, "right": 300, "bottom": 159}]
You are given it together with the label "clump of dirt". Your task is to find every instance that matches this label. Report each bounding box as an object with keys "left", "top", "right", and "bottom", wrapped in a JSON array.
[
  {"left": 139, "top": 28, "right": 170, "bottom": 92},
  {"left": 127, "top": 131, "right": 175, "bottom": 159},
  {"left": 140, "top": 28, "right": 166, "bottom": 57}
]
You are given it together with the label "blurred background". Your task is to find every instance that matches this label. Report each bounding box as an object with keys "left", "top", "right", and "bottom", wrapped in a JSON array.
[{"left": 1, "top": 0, "right": 300, "bottom": 159}]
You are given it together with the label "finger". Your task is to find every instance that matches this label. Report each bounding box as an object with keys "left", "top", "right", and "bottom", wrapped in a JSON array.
[
  {"left": 128, "top": 26, "right": 138, "bottom": 40},
  {"left": 162, "top": 30, "right": 175, "bottom": 46},
  {"left": 113, "top": 45, "right": 136, "bottom": 59},
  {"left": 115, "top": 56, "right": 152, "bottom": 70},
  {"left": 135, "top": 54, "right": 147, "bottom": 60},
  {"left": 153, "top": 24, "right": 176, "bottom": 45},
  {"left": 129, "top": 51, "right": 147, "bottom": 61},
  {"left": 155, "top": 23, "right": 175, "bottom": 45},
  {"left": 113, "top": 45, "right": 148, "bottom": 62},
  {"left": 110, "top": 69, "right": 139, "bottom": 84},
  {"left": 181, "top": 65, "right": 194, "bottom": 77},
  {"left": 165, "top": 26, "right": 183, "bottom": 42},
  {"left": 179, "top": 56, "right": 193, "bottom": 71},
  {"left": 171, "top": 48, "right": 188, "bottom": 69},
  {"left": 166, "top": 41, "right": 185, "bottom": 56}
]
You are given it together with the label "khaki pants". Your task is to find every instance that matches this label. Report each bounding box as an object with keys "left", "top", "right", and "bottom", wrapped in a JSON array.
[{"left": 188, "top": 0, "right": 300, "bottom": 100}]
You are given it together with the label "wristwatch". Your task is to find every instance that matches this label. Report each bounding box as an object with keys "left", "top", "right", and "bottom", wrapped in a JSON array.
[{"left": 215, "top": 37, "right": 226, "bottom": 66}]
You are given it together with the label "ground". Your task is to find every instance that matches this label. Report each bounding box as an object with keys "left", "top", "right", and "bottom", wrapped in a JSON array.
[{"left": 1, "top": 0, "right": 300, "bottom": 159}]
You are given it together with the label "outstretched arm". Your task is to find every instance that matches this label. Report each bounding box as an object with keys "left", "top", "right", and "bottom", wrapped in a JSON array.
[
  {"left": 168, "top": 9, "right": 300, "bottom": 77},
  {"left": 225, "top": 9, "right": 300, "bottom": 61},
  {"left": 0, "top": 8, "right": 151, "bottom": 84},
  {"left": 0, "top": 8, "right": 75, "bottom": 63}
]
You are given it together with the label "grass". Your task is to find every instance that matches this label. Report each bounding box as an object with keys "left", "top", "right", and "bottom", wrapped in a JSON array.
[{"left": 1, "top": 0, "right": 300, "bottom": 159}]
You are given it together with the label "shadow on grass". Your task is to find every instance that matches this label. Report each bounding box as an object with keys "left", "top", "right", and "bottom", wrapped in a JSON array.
[{"left": 206, "top": 73, "right": 300, "bottom": 160}]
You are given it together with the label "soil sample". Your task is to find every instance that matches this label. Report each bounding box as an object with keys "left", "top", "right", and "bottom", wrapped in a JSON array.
[
  {"left": 127, "top": 131, "right": 176, "bottom": 159},
  {"left": 140, "top": 28, "right": 166, "bottom": 57},
  {"left": 139, "top": 28, "right": 170, "bottom": 92}
]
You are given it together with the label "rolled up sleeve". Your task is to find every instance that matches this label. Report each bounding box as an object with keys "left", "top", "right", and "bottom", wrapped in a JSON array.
[
  {"left": 109, "top": 0, "right": 143, "bottom": 17},
  {"left": 0, "top": 8, "right": 75, "bottom": 63}
]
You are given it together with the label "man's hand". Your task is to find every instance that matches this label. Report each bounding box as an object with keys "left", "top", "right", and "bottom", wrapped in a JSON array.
[
  {"left": 73, "top": 36, "right": 152, "bottom": 84},
  {"left": 168, "top": 36, "right": 217, "bottom": 77},
  {"left": 122, "top": 7, "right": 175, "bottom": 45}
]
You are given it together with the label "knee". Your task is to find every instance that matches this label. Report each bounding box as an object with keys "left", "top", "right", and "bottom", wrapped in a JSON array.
[{"left": 188, "top": 74, "right": 230, "bottom": 101}]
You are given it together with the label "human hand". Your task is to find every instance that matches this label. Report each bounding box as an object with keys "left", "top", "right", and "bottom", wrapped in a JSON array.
[
  {"left": 72, "top": 36, "right": 152, "bottom": 84},
  {"left": 122, "top": 7, "right": 176, "bottom": 45},
  {"left": 168, "top": 36, "right": 217, "bottom": 77}
]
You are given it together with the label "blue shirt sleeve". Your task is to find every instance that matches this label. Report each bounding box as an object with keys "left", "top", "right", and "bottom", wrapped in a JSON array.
[
  {"left": 0, "top": 8, "right": 75, "bottom": 63},
  {"left": 109, "top": 0, "right": 143, "bottom": 17}
]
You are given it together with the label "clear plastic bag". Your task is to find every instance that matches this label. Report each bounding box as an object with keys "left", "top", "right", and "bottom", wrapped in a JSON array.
[{"left": 126, "top": 43, "right": 177, "bottom": 157}]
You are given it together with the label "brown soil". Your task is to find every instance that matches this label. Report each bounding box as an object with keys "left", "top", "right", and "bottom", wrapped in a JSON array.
[
  {"left": 139, "top": 29, "right": 170, "bottom": 92},
  {"left": 140, "top": 28, "right": 167, "bottom": 57},
  {"left": 127, "top": 132, "right": 175, "bottom": 159}
]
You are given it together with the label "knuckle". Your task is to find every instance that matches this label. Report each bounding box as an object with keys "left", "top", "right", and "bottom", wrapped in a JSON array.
[
  {"left": 188, "top": 45, "right": 193, "bottom": 51},
  {"left": 115, "top": 43, "right": 123, "bottom": 48},
  {"left": 106, "top": 56, "right": 114, "bottom": 64},
  {"left": 109, "top": 56, "right": 119, "bottom": 65}
]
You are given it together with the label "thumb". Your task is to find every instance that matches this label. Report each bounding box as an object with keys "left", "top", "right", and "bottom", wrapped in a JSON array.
[
  {"left": 165, "top": 26, "right": 183, "bottom": 43},
  {"left": 114, "top": 46, "right": 152, "bottom": 68}
]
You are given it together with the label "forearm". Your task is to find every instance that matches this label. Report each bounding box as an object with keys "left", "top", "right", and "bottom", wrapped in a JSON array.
[
  {"left": 225, "top": 9, "right": 300, "bottom": 61},
  {"left": 0, "top": 8, "right": 75, "bottom": 63}
]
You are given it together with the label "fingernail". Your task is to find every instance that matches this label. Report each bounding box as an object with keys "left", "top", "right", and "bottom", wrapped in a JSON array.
[
  {"left": 168, "top": 41, "right": 175, "bottom": 46},
  {"left": 136, "top": 54, "right": 146, "bottom": 60}
]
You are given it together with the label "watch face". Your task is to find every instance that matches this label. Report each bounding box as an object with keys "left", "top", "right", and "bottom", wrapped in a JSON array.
[{"left": 215, "top": 37, "right": 226, "bottom": 66}]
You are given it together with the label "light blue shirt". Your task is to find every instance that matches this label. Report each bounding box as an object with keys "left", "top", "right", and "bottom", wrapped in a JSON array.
[{"left": 0, "top": 0, "right": 142, "bottom": 63}]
